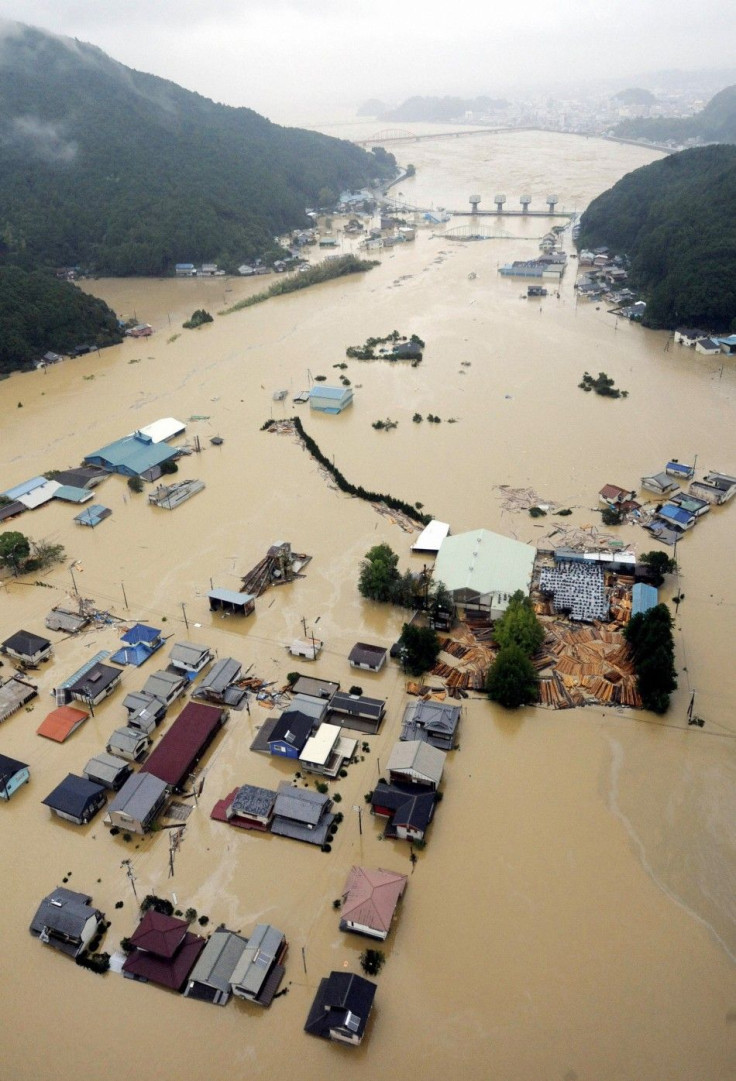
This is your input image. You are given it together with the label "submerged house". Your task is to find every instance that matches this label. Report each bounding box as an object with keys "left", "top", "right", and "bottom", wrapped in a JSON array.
[
  {"left": 110, "top": 624, "right": 163, "bottom": 667},
  {"left": 229, "top": 923, "right": 288, "bottom": 1006},
  {"left": 0, "top": 675, "right": 38, "bottom": 722},
  {"left": 42, "top": 773, "right": 106, "bottom": 825},
  {"left": 370, "top": 781, "right": 438, "bottom": 842},
  {"left": 212, "top": 783, "right": 278, "bottom": 831},
  {"left": 193, "top": 658, "right": 244, "bottom": 705},
  {"left": 57, "top": 654, "right": 122, "bottom": 707},
  {"left": 207, "top": 588, "right": 255, "bottom": 617},
  {"left": 304, "top": 972, "right": 377, "bottom": 1045},
  {"left": 141, "top": 702, "right": 227, "bottom": 792},
  {"left": 105, "top": 772, "right": 169, "bottom": 834},
  {"left": 140, "top": 669, "right": 188, "bottom": 708},
  {"left": 183, "top": 927, "right": 250, "bottom": 1006},
  {"left": 329, "top": 691, "right": 386, "bottom": 734},
  {"left": 107, "top": 725, "right": 152, "bottom": 762},
  {"left": 82, "top": 753, "right": 133, "bottom": 792},
  {"left": 37, "top": 705, "right": 89, "bottom": 743},
  {"left": 309, "top": 385, "right": 353, "bottom": 414},
  {"left": 339, "top": 867, "right": 408, "bottom": 940},
  {"left": 123, "top": 690, "right": 168, "bottom": 734},
  {"left": 270, "top": 782, "right": 334, "bottom": 846},
  {"left": 400, "top": 700, "right": 460, "bottom": 751},
  {"left": 299, "top": 723, "right": 357, "bottom": 778},
  {"left": 1, "top": 630, "right": 53, "bottom": 666},
  {"left": 168, "top": 641, "right": 213, "bottom": 677},
  {"left": 122, "top": 910, "right": 206, "bottom": 991},
  {"left": 0, "top": 753, "right": 30, "bottom": 800},
  {"left": 84, "top": 431, "right": 179, "bottom": 478},
  {"left": 641, "top": 472, "right": 679, "bottom": 497},
  {"left": 29, "top": 887, "right": 105, "bottom": 958},
  {"left": 348, "top": 642, "right": 388, "bottom": 672},
  {"left": 387, "top": 739, "right": 446, "bottom": 790}
]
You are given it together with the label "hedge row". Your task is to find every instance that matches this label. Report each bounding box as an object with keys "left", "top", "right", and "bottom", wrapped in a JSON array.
[{"left": 264, "top": 415, "right": 431, "bottom": 525}]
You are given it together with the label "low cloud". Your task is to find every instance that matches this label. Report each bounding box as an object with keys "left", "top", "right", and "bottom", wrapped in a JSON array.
[{"left": 11, "top": 116, "right": 77, "bottom": 163}]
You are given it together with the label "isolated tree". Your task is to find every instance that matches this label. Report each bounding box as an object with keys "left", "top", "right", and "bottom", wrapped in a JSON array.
[
  {"left": 398, "top": 623, "right": 440, "bottom": 676},
  {"left": 624, "top": 603, "right": 677, "bottom": 713},
  {"left": 493, "top": 590, "right": 544, "bottom": 656},
  {"left": 358, "top": 543, "right": 401, "bottom": 602},
  {"left": 486, "top": 645, "right": 539, "bottom": 709},
  {"left": 428, "top": 579, "right": 454, "bottom": 624},
  {"left": 639, "top": 550, "right": 677, "bottom": 587},
  {"left": 0, "top": 530, "right": 30, "bottom": 574}
]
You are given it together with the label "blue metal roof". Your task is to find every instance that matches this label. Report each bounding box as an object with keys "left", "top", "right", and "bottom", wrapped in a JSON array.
[
  {"left": 84, "top": 433, "right": 178, "bottom": 476},
  {"left": 54, "top": 485, "right": 94, "bottom": 504},
  {"left": 2, "top": 475, "right": 46, "bottom": 500},
  {"left": 666, "top": 461, "right": 693, "bottom": 476},
  {"left": 310, "top": 386, "right": 351, "bottom": 400},
  {"left": 632, "top": 583, "right": 658, "bottom": 618},
  {"left": 121, "top": 624, "right": 162, "bottom": 646},
  {"left": 74, "top": 504, "right": 111, "bottom": 527},
  {"left": 658, "top": 504, "right": 693, "bottom": 527}
]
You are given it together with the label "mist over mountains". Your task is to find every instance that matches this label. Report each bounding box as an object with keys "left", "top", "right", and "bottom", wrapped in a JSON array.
[{"left": 0, "top": 22, "right": 394, "bottom": 275}]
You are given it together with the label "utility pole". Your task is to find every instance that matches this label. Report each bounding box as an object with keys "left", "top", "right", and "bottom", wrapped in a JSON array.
[
  {"left": 353, "top": 804, "right": 362, "bottom": 836},
  {"left": 70, "top": 562, "right": 79, "bottom": 597},
  {"left": 121, "top": 581, "right": 129, "bottom": 609},
  {"left": 122, "top": 859, "right": 138, "bottom": 902},
  {"left": 301, "top": 946, "right": 307, "bottom": 975},
  {"left": 181, "top": 602, "right": 189, "bottom": 630}
]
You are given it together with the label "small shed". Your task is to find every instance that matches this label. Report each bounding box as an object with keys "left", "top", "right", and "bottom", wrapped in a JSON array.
[
  {"left": 289, "top": 637, "right": 323, "bottom": 660},
  {"left": 1, "top": 629, "right": 53, "bottom": 666},
  {"left": 107, "top": 725, "right": 152, "bottom": 762},
  {"left": 74, "top": 504, "right": 112, "bottom": 527},
  {"left": 208, "top": 588, "right": 255, "bottom": 616},
  {"left": 348, "top": 642, "right": 388, "bottom": 672},
  {"left": 309, "top": 385, "right": 353, "bottom": 414},
  {"left": 0, "top": 675, "right": 38, "bottom": 722},
  {"left": 0, "top": 753, "right": 30, "bottom": 800},
  {"left": 37, "top": 706, "right": 89, "bottom": 743},
  {"left": 82, "top": 752, "right": 133, "bottom": 791},
  {"left": 42, "top": 773, "right": 106, "bottom": 825},
  {"left": 631, "top": 583, "right": 659, "bottom": 618}
]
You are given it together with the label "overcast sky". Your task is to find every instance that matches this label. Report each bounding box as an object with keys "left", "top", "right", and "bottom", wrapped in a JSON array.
[{"left": 0, "top": 1, "right": 733, "bottom": 122}]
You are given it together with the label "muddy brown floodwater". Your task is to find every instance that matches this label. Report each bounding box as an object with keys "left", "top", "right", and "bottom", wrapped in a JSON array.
[{"left": 1, "top": 130, "right": 735, "bottom": 1081}]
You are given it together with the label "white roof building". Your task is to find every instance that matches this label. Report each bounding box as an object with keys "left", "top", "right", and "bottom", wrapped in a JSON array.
[
  {"left": 134, "top": 418, "right": 186, "bottom": 444},
  {"left": 411, "top": 519, "right": 450, "bottom": 554},
  {"left": 432, "top": 529, "right": 536, "bottom": 619}
]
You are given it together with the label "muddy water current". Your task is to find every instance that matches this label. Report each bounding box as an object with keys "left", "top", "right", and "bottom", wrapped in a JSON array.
[{"left": 1, "top": 130, "right": 735, "bottom": 1080}]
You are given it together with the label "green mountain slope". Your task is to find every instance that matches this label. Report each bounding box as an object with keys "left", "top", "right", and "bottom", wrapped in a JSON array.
[
  {"left": 0, "top": 268, "right": 121, "bottom": 373},
  {"left": 578, "top": 145, "right": 736, "bottom": 330},
  {"left": 0, "top": 23, "right": 395, "bottom": 275},
  {"left": 614, "top": 84, "right": 736, "bottom": 145}
]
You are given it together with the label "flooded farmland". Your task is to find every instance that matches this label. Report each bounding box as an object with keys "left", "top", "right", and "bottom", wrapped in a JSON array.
[{"left": 1, "top": 130, "right": 735, "bottom": 1081}]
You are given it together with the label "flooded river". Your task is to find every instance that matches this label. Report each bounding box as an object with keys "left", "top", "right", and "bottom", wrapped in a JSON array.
[{"left": 1, "top": 130, "right": 735, "bottom": 1080}]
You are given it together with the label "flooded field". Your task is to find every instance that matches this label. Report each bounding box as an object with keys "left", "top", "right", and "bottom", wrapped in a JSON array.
[{"left": 1, "top": 131, "right": 735, "bottom": 1080}]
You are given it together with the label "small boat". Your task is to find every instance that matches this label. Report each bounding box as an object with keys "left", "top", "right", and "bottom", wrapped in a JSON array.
[{"left": 210, "top": 436, "right": 224, "bottom": 446}]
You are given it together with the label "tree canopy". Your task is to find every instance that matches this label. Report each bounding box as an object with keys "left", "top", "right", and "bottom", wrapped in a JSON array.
[
  {"left": 398, "top": 623, "right": 440, "bottom": 677},
  {"left": 624, "top": 603, "right": 678, "bottom": 713},
  {"left": 485, "top": 645, "right": 539, "bottom": 709},
  {"left": 493, "top": 590, "right": 545, "bottom": 655},
  {"left": 639, "top": 550, "right": 677, "bottom": 587},
  {"left": 358, "top": 544, "right": 402, "bottom": 603},
  {"left": 0, "top": 24, "right": 396, "bottom": 277},
  {"left": 0, "top": 531, "right": 30, "bottom": 574},
  {"left": 0, "top": 267, "right": 121, "bottom": 373},
  {"left": 578, "top": 145, "right": 736, "bottom": 330}
]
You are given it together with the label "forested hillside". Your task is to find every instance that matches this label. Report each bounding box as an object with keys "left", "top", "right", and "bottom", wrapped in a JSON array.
[
  {"left": 0, "top": 23, "right": 395, "bottom": 276},
  {"left": 578, "top": 145, "right": 736, "bottom": 329},
  {"left": 614, "top": 84, "right": 736, "bottom": 145},
  {"left": 0, "top": 268, "right": 121, "bottom": 373}
]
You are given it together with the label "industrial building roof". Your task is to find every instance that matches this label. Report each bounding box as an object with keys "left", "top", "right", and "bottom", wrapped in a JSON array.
[
  {"left": 411, "top": 519, "right": 450, "bottom": 553},
  {"left": 432, "top": 529, "right": 535, "bottom": 610},
  {"left": 84, "top": 432, "right": 178, "bottom": 475}
]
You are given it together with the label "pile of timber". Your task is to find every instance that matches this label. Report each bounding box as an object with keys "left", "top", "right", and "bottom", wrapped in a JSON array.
[{"left": 538, "top": 620, "right": 640, "bottom": 709}]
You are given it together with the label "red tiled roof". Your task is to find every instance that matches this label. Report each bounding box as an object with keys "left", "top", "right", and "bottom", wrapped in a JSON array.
[
  {"left": 141, "top": 702, "right": 225, "bottom": 787},
  {"left": 128, "top": 909, "right": 189, "bottom": 959},
  {"left": 341, "top": 866, "right": 408, "bottom": 934},
  {"left": 123, "top": 931, "right": 205, "bottom": 990},
  {"left": 37, "top": 706, "right": 89, "bottom": 742}
]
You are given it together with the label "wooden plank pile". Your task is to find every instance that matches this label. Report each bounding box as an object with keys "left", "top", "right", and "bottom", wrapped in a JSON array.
[{"left": 538, "top": 620, "right": 640, "bottom": 708}]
